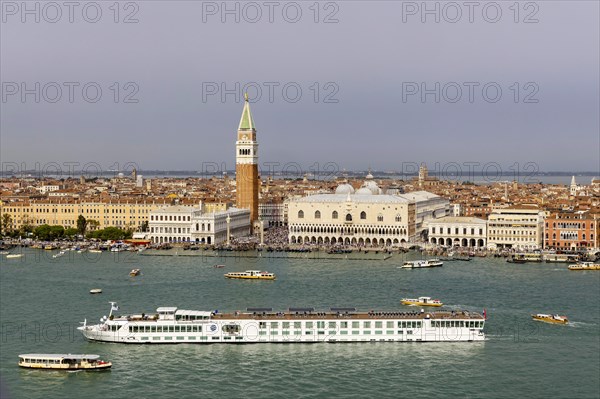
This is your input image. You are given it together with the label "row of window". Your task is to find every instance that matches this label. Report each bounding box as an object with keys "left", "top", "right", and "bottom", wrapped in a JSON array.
[
  {"left": 130, "top": 325, "right": 202, "bottom": 333},
  {"left": 151, "top": 215, "right": 191, "bottom": 221},
  {"left": 297, "top": 210, "right": 402, "bottom": 222},
  {"left": 546, "top": 222, "right": 594, "bottom": 229},
  {"left": 431, "top": 227, "right": 484, "bottom": 235}
]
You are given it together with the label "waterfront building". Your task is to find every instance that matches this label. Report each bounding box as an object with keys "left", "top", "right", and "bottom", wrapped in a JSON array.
[
  {"left": 544, "top": 210, "right": 599, "bottom": 251},
  {"left": 427, "top": 216, "right": 487, "bottom": 248},
  {"left": 149, "top": 203, "right": 250, "bottom": 245},
  {"left": 258, "top": 201, "right": 287, "bottom": 227},
  {"left": 287, "top": 175, "right": 448, "bottom": 246},
  {"left": 236, "top": 94, "right": 259, "bottom": 223},
  {"left": 0, "top": 199, "right": 168, "bottom": 231},
  {"left": 487, "top": 206, "right": 545, "bottom": 249}
]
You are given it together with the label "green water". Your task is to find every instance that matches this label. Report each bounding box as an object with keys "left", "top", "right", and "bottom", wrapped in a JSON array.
[{"left": 1, "top": 249, "right": 599, "bottom": 399}]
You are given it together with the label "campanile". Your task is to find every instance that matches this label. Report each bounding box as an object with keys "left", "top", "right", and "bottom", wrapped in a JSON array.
[{"left": 235, "top": 93, "right": 259, "bottom": 222}]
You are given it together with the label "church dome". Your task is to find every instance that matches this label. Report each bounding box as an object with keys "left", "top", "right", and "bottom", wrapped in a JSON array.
[
  {"left": 355, "top": 187, "right": 373, "bottom": 195},
  {"left": 335, "top": 183, "right": 355, "bottom": 195}
]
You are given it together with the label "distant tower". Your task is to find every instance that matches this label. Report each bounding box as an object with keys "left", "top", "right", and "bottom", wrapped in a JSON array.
[
  {"left": 570, "top": 176, "right": 577, "bottom": 196},
  {"left": 418, "top": 163, "right": 428, "bottom": 187},
  {"left": 236, "top": 93, "right": 259, "bottom": 222},
  {"left": 132, "top": 168, "right": 137, "bottom": 181}
]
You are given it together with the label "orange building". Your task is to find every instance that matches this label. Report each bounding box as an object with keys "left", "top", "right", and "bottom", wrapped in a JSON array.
[
  {"left": 235, "top": 94, "right": 259, "bottom": 222},
  {"left": 544, "top": 210, "right": 599, "bottom": 251}
]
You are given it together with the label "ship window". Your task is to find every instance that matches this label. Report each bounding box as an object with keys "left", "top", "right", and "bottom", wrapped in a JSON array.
[
  {"left": 407, "top": 330, "right": 413, "bottom": 335},
  {"left": 340, "top": 331, "right": 348, "bottom": 335},
  {"left": 306, "top": 322, "right": 313, "bottom": 328},
  {"left": 328, "top": 330, "right": 336, "bottom": 335},
  {"left": 282, "top": 322, "right": 290, "bottom": 329},
  {"left": 271, "top": 331, "right": 279, "bottom": 335},
  {"left": 386, "top": 321, "right": 394, "bottom": 328},
  {"left": 305, "top": 331, "right": 313, "bottom": 335},
  {"left": 363, "top": 321, "right": 371, "bottom": 328},
  {"left": 375, "top": 331, "right": 383, "bottom": 335},
  {"left": 318, "top": 331, "right": 325, "bottom": 335},
  {"left": 352, "top": 331, "right": 360, "bottom": 335},
  {"left": 386, "top": 330, "right": 394, "bottom": 335},
  {"left": 174, "top": 326, "right": 180, "bottom": 332},
  {"left": 375, "top": 321, "right": 382, "bottom": 328},
  {"left": 270, "top": 322, "right": 279, "bottom": 328},
  {"left": 294, "top": 322, "right": 301, "bottom": 329},
  {"left": 352, "top": 321, "right": 359, "bottom": 328},
  {"left": 294, "top": 331, "right": 301, "bottom": 335},
  {"left": 364, "top": 331, "right": 371, "bottom": 335},
  {"left": 340, "top": 322, "right": 348, "bottom": 328},
  {"left": 259, "top": 322, "right": 267, "bottom": 329},
  {"left": 168, "top": 326, "right": 174, "bottom": 332},
  {"left": 417, "top": 321, "right": 422, "bottom": 328},
  {"left": 283, "top": 331, "right": 290, "bottom": 335},
  {"left": 317, "top": 321, "right": 325, "bottom": 328},
  {"left": 328, "top": 322, "right": 336, "bottom": 328},
  {"left": 259, "top": 331, "right": 267, "bottom": 336},
  {"left": 187, "top": 326, "right": 192, "bottom": 332}
]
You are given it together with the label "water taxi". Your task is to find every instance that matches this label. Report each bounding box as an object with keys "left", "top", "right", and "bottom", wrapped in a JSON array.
[
  {"left": 129, "top": 269, "right": 141, "bottom": 277},
  {"left": 18, "top": 354, "right": 112, "bottom": 370},
  {"left": 401, "top": 259, "right": 443, "bottom": 269},
  {"left": 90, "top": 289, "right": 103, "bottom": 294},
  {"left": 531, "top": 314, "right": 568, "bottom": 325},
  {"left": 568, "top": 262, "right": 600, "bottom": 271},
  {"left": 78, "top": 302, "right": 485, "bottom": 343},
  {"left": 401, "top": 297, "right": 443, "bottom": 307},
  {"left": 5, "top": 254, "right": 23, "bottom": 259},
  {"left": 224, "top": 270, "right": 276, "bottom": 280}
]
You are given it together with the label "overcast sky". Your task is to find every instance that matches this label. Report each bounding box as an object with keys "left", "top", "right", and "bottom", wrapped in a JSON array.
[{"left": 1, "top": 1, "right": 599, "bottom": 176}]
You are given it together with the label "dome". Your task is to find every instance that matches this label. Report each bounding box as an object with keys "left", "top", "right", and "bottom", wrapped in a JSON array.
[
  {"left": 355, "top": 187, "right": 373, "bottom": 195},
  {"left": 363, "top": 180, "right": 382, "bottom": 195},
  {"left": 335, "top": 183, "right": 355, "bottom": 195}
]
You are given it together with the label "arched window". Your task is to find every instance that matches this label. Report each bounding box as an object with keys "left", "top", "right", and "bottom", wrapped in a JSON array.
[
  {"left": 395, "top": 214, "right": 401, "bottom": 222},
  {"left": 346, "top": 213, "right": 352, "bottom": 222},
  {"left": 332, "top": 211, "right": 338, "bottom": 219},
  {"left": 315, "top": 210, "right": 321, "bottom": 219},
  {"left": 360, "top": 211, "right": 366, "bottom": 220},
  {"left": 377, "top": 214, "right": 383, "bottom": 222},
  {"left": 298, "top": 210, "right": 304, "bottom": 219}
]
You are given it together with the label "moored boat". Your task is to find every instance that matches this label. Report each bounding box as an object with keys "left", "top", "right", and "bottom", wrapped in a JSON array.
[
  {"left": 568, "top": 262, "right": 600, "bottom": 271},
  {"left": 78, "top": 302, "right": 486, "bottom": 343},
  {"left": 531, "top": 313, "right": 568, "bottom": 325},
  {"left": 401, "top": 297, "right": 443, "bottom": 307},
  {"left": 90, "top": 289, "right": 103, "bottom": 294},
  {"left": 224, "top": 270, "right": 276, "bottom": 280},
  {"left": 18, "top": 354, "right": 111, "bottom": 370},
  {"left": 129, "top": 268, "right": 141, "bottom": 277},
  {"left": 401, "top": 259, "right": 443, "bottom": 269}
]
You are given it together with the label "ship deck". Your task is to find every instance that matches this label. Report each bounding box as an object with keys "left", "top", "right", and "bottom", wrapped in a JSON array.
[{"left": 211, "top": 310, "right": 484, "bottom": 321}]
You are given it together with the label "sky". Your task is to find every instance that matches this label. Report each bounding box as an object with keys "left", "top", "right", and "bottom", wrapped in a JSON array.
[{"left": 1, "top": 1, "right": 599, "bottom": 177}]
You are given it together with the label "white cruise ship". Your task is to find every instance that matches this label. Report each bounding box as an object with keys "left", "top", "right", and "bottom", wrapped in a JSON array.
[{"left": 78, "top": 302, "right": 485, "bottom": 343}]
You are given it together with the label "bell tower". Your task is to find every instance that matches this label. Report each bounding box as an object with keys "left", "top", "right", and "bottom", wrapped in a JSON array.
[{"left": 236, "top": 93, "right": 259, "bottom": 222}]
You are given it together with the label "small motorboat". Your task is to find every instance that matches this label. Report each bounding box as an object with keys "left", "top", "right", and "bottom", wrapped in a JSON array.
[
  {"left": 6, "top": 254, "right": 23, "bottom": 259},
  {"left": 531, "top": 313, "right": 568, "bottom": 325},
  {"left": 213, "top": 264, "right": 225, "bottom": 268},
  {"left": 401, "top": 296, "right": 443, "bottom": 307},
  {"left": 129, "top": 269, "right": 141, "bottom": 277},
  {"left": 89, "top": 289, "right": 103, "bottom": 294}
]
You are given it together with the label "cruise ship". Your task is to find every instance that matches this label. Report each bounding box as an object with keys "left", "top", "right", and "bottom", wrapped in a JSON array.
[{"left": 78, "top": 302, "right": 485, "bottom": 343}]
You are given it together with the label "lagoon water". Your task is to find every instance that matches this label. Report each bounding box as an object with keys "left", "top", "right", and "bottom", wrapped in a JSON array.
[{"left": 1, "top": 249, "right": 598, "bottom": 399}]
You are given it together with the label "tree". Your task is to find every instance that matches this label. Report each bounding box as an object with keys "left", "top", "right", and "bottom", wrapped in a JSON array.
[
  {"left": 140, "top": 221, "right": 149, "bottom": 233},
  {"left": 1, "top": 214, "right": 13, "bottom": 236},
  {"left": 77, "top": 215, "right": 87, "bottom": 235},
  {"left": 33, "top": 224, "right": 65, "bottom": 240},
  {"left": 65, "top": 228, "right": 78, "bottom": 238},
  {"left": 87, "top": 219, "right": 100, "bottom": 231}
]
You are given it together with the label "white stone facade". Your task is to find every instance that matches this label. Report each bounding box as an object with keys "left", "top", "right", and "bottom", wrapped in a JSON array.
[
  {"left": 487, "top": 206, "right": 545, "bottom": 249},
  {"left": 428, "top": 216, "right": 487, "bottom": 247}
]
